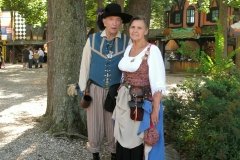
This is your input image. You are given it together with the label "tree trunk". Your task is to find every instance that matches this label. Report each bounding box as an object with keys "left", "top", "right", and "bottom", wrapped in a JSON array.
[
  {"left": 115, "top": 0, "right": 124, "bottom": 10},
  {"left": 235, "top": 37, "right": 240, "bottom": 68},
  {"left": 219, "top": 0, "right": 228, "bottom": 57},
  {"left": 45, "top": 0, "right": 54, "bottom": 117},
  {"left": 45, "top": 0, "right": 87, "bottom": 137},
  {"left": 97, "top": 0, "right": 104, "bottom": 9},
  {"left": 127, "top": 0, "right": 152, "bottom": 27}
]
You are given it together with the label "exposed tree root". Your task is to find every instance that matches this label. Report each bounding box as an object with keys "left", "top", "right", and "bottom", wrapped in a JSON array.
[{"left": 52, "top": 132, "right": 87, "bottom": 140}]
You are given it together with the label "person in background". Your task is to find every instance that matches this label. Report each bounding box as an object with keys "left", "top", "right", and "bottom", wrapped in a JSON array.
[
  {"left": 28, "top": 47, "right": 33, "bottom": 68},
  {"left": 22, "top": 46, "right": 30, "bottom": 69},
  {"left": 112, "top": 16, "right": 166, "bottom": 160},
  {"left": 10, "top": 49, "right": 15, "bottom": 64},
  {"left": 0, "top": 52, "right": 3, "bottom": 69},
  {"left": 78, "top": 3, "right": 132, "bottom": 160},
  {"left": 33, "top": 49, "right": 39, "bottom": 68},
  {"left": 43, "top": 44, "right": 48, "bottom": 63},
  {"left": 38, "top": 48, "right": 44, "bottom": 68}
]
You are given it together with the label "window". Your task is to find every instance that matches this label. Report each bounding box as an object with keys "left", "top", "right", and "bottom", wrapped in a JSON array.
[
  {"left": 186, "top": 6, "right": 195, "bottom": 25},
  {"left": 174, "top": 12, "right": 181, "bottom": 24},
  {"left": 211, "top": 8, "right": 219, "bottom": 22},
  {"left": 170, "top": 11, "right": 181, "bottom": 24},
  {"left": 206, "top": 7, "right": 219, "bottom": 22}
]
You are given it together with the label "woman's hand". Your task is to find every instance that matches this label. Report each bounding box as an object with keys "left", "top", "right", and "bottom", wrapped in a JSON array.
[
  {"left": 151, "top": 107, "right": 159, "bottom": 125},
  {"left": 151, "top": 91, "right": 162, "bottom": 125}
]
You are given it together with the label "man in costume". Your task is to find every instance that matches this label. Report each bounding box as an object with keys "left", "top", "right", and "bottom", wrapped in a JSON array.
[{"left": 78, "top": 3, "right": 132, "bottom": 160}]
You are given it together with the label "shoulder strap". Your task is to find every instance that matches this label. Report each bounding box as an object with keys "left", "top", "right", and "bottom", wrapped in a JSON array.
[{"left": 142, "top": 44, "right": 151, "bottom": 60}]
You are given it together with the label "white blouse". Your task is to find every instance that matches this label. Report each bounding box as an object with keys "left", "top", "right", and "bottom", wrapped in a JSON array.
[{"left": 118, "top": 44, "right": 166, "bottom": 95}]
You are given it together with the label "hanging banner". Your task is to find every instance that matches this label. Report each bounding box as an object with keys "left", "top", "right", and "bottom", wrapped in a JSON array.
[{"left": 0, "top": 11, "right": 12, "bottom": 40}]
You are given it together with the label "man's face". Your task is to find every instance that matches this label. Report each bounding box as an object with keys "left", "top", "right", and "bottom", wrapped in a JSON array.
[{"left": 103, "top": 16, "right": 122, "bottom": 35}]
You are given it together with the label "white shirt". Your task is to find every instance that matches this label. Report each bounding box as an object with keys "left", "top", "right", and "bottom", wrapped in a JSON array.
[
  {"left": 38, "top": 49, "right": 44, "bottom": 57},
  {"left": 29, "top": 50, "right": 33, "bottom": 59},
  {"left": 118, "top": 44, "right": 166, "bottom": 95}
]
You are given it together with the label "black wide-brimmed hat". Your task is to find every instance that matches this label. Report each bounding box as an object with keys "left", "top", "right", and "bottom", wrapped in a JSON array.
[{"left": 97, "top": 3, "right": 132, "bottom": 30}]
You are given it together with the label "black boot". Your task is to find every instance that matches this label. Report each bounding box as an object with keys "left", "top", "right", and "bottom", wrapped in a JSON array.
[
  {"left": 93, "top": 153, "right": 100, "bottom": 160},
  {"left": 111, "top": 153, "right": 116, "bottom": 160}
]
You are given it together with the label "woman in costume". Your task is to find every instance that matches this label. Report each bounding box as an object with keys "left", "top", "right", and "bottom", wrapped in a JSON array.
[{"left": 113, "top": 16, "right": 166, "bottom": 160}]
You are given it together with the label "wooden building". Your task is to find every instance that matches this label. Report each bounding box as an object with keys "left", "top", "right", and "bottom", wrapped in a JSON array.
[
  {"left": 0, "top": 11, "right": 46, "bottom": 63},
  {"left": 151, "top": 0, "right": 239, "bottom": 72}
]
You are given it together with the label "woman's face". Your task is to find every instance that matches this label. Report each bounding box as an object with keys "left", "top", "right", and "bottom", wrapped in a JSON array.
[{"left": 129, "top": 20, "right": 148, "bottom": 42}]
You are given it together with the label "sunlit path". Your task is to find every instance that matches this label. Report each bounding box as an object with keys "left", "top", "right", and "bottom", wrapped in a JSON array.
[{"left": 0, "top": 97, "right": 46, "bottom": 148}]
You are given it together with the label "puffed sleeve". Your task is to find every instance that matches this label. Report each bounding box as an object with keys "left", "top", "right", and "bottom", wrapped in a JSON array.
[
  {"left": 148, "top": 45, "right": 166, "bottom": 95},
  {"left": 79, "top": 38, "right": 91, "bottom": 91}
]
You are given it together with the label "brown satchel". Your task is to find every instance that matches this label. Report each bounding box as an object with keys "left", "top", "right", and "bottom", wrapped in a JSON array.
[
  {"left": 128, "top": 86, "right": 144, "bottom": 121},
  {"left": 129, "top": 106, "right": 144, "bottom": 121},
  {"left": 80, "top": 80, "right": 92, "bottom": 108}
]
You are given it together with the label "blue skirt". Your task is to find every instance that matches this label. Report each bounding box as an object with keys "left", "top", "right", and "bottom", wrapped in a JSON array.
[{"left": 138, "top": 101, "right": 165, "bottom": 160}]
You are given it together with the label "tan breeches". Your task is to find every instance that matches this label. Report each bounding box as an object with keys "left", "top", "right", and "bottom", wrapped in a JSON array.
[{"left": 86, "top": 84, "right": 116, "bottom": 153}]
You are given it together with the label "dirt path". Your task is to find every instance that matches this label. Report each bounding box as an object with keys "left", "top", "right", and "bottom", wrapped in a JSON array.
[
  {"left": 0, "top": 63, "right": 184, "bottom": 160},
  {"left": 0, "top": 64, "right": 47, "bottom": 147}
]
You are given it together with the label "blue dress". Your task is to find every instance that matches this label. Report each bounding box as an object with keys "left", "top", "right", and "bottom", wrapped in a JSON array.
[{"left": 138, "top": 100, "right": 165, "bottom": 160}]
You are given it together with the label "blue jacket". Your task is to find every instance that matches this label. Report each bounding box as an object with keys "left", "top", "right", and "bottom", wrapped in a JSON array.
[{"left": 89, "top": 32, "right": 129, "bottom": 88}]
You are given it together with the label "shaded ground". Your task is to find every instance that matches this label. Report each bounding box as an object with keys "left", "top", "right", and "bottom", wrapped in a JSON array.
[
  {"left": 0, "top": 64, "right": 91, "bottom": 160},
  {"left": 0, "top": 63, "right": 184, "bottom": 160},
  {"left": 0, "top": 64, "right": 47, "bottom": 146}
]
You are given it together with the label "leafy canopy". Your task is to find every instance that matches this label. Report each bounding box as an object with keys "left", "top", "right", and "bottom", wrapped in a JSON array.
[
  {"left": 188, "top": 0, "right": 240, "bottom": 12},
  {"left": 0, "top": 0, "right": 47, "bottom": 26}
]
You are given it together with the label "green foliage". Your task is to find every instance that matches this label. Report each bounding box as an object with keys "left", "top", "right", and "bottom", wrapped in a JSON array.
[
  {"left": 176, "top": 41, "right": 200, "bottom": 61},
  {"left": 0, "top": 0, "right": 173, "bottom": 29},
  {"left": 85, "top": 0, "right": 98, "bottom": 29},
  {"left": 188, "top": 0, "right": 210, "bottom": 13},
  {"left": 197, "top": 22, "right": 235, "bottom": 74},
  {"left": 226, "top": 0, "right": 240, "bottom": 8},
  {"left": 198, "top": 51, "right": 235, "bottom": 74},
  {"left": 0, "top": 0, "right": 109, "bottom": 28},
  {"left": 164, "top": 12, "right": 240, "bottom": 158},
  {"left": 150, "top": 0, "right": 166, "bottom": 29},
  {"left": 164, "top": 69, "right": 240, "bottom": 160},
  {"left": 188, "top": 0, "right": 240, "bottom": 13},
  {"left": 0, "top": 0, "right": 47, "bottom": 26}
]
